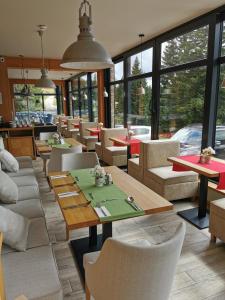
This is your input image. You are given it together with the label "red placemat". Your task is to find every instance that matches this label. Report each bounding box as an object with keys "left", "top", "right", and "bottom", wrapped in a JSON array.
[
  {"left": 113, "top": 136, "right": 141, "bottom": 155},
  {"left": 172, "top": 155, "right": 225, "bottom": 189},
  {"left": 74, "top": 124, "right": 80, "bottom": 129},
  {"left": 89, "top": 128, "right": 101, "bottom": 136}
]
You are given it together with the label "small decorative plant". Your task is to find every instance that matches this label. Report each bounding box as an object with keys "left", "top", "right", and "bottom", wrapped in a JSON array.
[
  {"left": 127, "top": 129, "right": 135, "bottom": 140},
  {"left": 98, "top": 122, "right": 103, "bottom": 129},
  {"left": 199, "top": 146, "right": 215, "bottom": 164},
  {"left": 93, "top": 165, "right": 106, "bottom": 187},
  {"left": 52, "top": 132, "right": 60, "bottom": 144}
]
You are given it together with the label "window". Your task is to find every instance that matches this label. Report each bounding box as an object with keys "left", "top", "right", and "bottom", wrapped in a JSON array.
[
  {"left": 92, "top": 87, "right": 98, "bottom": 122},
  {"left": 221, "top": 21, "right": 225, "bottom": 57},
  {"left": 128, "top": 48, "right": 153, "bottom": 76},
  {"left": 161, "top": 26, "right": 208, "bottom": 69},
  {"left": 111, "top": 61, "right": 124, "bottom": 82},
  {"left": 128, "top": 77, "right": 152, "bottom": 126},
  {"left": 112, "top": 83, "right": 124, "bottom": 127},
  {"left": 14, "top": 84, "right": 59, "bottom": 121},
  {"left": 80, "top": 75, "right": 87, "bottom": 88},
  {"left": 91, "top": 72, "right": 97, "bottom": 86},
  {"left": 160, "top": 67, "right": 207, "bottom": 155}
]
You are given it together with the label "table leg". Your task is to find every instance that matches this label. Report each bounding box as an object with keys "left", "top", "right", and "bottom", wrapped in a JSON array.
[
  {"left": 89, "top": 226, "right": 97, "bottom": 246},
  {"left": 102, "top": 222, "right": 112, "bottom": 244},
  {"left": 127, "top": 144, "right": 131, "bottom": 163},
  {"left": 177, "top": 175, "right": 209, "bottom": 229}
]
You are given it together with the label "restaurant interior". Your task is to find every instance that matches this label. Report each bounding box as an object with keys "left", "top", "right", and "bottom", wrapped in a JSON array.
[{"left": 1, "top": 0, "right": 225, "bottom": 299}]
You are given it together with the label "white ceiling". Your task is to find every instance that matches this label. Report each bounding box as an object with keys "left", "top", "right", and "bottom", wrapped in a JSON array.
[
  {"left": 1, "top": 0, "right": 225, "bottom": 61},
  {"left": 7, "top": 68, "right": 78, "bottom": 80}
]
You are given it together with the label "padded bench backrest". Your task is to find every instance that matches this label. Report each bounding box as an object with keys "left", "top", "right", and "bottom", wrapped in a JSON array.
[
  {"left": 101, "top": 128, "right": 127, "bottom": 148},
  {"left": 143, "top": 140, "right": 180, "bottom": 169}
]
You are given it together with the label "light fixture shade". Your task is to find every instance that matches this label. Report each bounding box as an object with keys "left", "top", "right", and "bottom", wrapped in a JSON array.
[
  {"left": 35, "top": 68, "right": 56, "bottom": 89},
  {"left": 137, "top": 86, "right": 145, "bottom": 95},
  {"left": 104, "top": 88, "right": 108, "bottom": 97},
  {"left": 60, "top": 0, "right": 113, "bottom": 70}
]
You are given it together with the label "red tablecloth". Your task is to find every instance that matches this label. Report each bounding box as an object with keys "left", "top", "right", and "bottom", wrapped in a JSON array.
[
  {"left": 73, "top": 124, "right": 80, "bottom": 129},
  {"left": 172, "top": 155, "right": 225, "bottom": 190},
  {"left": 89, "top": 128, "right": 101, "bottom": 136},
  {"left": 113, "top": 137, "right": 141, "bottom": 155}
]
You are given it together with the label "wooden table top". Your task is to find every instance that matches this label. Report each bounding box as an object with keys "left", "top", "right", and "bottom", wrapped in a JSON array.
[
  {"left": 86, "top": 128, "right": 101, "bottom": 133},
  {"left": 52, "top": 166, "right": 173, "bottom": 230},
  {"left": 35, "top": 138, "right": 85, "bottom": 153},
  {"left": 48, "top": 171, "right": 75, "bottom": 187},
  {"left": 168, "top": 156, "right": 225, "bottom": 178},
  {"left": 109, "top": 137, "right": 129, "bottom": 146}
]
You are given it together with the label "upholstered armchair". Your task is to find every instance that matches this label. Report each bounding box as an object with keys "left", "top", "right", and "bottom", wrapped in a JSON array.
[
  {"left": 128, "top": 141, "right": 146, "bottom": 182},
  {"left": 142, "top": 140, "right": 198, "bottom": 201},
  {"left": 101, "top": 128, "right": 127, "bottom": 166},
  {"left": 95, "top": 130, "right": 103, "bottom": 160},
  {"left": 79, "top": 122, "right": 98, "bottom": 151},
  {"left": 84, "top": 222, "right": 186, "bottom": 300}
]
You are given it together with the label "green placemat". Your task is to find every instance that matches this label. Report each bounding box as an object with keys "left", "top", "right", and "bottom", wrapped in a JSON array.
[
  {"left": 70, "top": 169, "right": 144, "bottom": 222},
  {"left": 48, "top": 138, "right": 71, "bottom": 149}
]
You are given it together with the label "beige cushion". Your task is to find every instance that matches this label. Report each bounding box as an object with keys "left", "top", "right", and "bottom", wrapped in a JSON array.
[
  {"left": 18, "top": 185, "right": 40, "bottom": 201},
  {"left": 105, "top": 146, "right": 127, "bottom": 156},
  {"left": 3, "top": 199, "right": 44, "bottom": 219},
  {"left": 0, "top": 149, "right": 19, "bottom": 172},
  {"left": 3, "top": 246, "right": 63, "bottom": 300},
  {"left": 16, "top": 156, "right": 33, "bottom": 169},
  {"left": 7, "top": 168, "right": 35, "bottom": 177},
  {"left": 0, "top": 170, "right": 18, "bottom": 204},
  {"left": 0, "top": 206, "right": 30, "bottom": 251},
  {"left": 147, "top": 166, "right": 198, "bottom": 185},
  {"left": 11, "top": 175, "right": 38, "bottom": 187}
]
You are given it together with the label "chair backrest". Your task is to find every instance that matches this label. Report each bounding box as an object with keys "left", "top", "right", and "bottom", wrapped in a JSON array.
[
  {"left": 39, "top": 132, "right": 56, "bottom": 141},
  {"left": 0, "top": 137, "right": 5, "bottom": 150},
  {"left": 62, "top": 152, "right": 99, "bottom": 171},
  {"left": 0, "top": 232, "right": 6, "bottom": 300},
  {"left": 79, "top": 122, "right": 97, "bottom": 138},
  {"left": 47, "top": 145, "right": 82, "bottom": 173},
  {"left": 85, "top": 222, "right": 185, "bottom": 300},
  {"left": 101, "top": 128, "right": 127, "bottom": 148},
  {"left": 143, "top": 140, "right": 180, "bottom": 169},
  {"left": 67, "top": 118, "right": 79, "bottom": 130}
]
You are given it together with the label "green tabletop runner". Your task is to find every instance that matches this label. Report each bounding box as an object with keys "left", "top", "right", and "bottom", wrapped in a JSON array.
[
  {"left": 48, "top": 138, "right": 71, "bottom": 149},
  {"left": 70, "top": 169, "right": 144, "bottom": 222}
]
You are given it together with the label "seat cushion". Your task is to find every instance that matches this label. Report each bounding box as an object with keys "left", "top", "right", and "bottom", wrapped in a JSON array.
[
  {"left": 18, "top": 185, "right": 40, "bottom": 201},
  {"left": 3, "top": 198, "right": 44, "bottom": 218},
  {"left": 0, "top": 149, "right": 19, "bottom": 172},
  {"left": 0, "top": 206, "right": 30, "bottom": 251},
  {"left": 0, "top": 170, "right": 18, "bottom": 204},
  {"left": 83, "top": 136, "right": 98, "bottom": 141},
  {"left": 2, "top": 217, "right": 49, "bottom": 254},
  {"left": 40, "top": 153, "right": 51, "bottom": 160},
  {"left": 7, "top": 168, "right": 35, "bottom": 177},
  {"left": 105, "top": 146, "right": 127, "bottom": 156},
  {"left": 3, "top": 246, "right": 63, "bottom": 300},
  {"left": 12, "top": 175, "right": 38, "bottom": 187},
  {"left": 147, "top": 166, "right": 198, "bottom": 185},
  {"left": 16, "top": 156, "right": 33, "bottom": 169}
]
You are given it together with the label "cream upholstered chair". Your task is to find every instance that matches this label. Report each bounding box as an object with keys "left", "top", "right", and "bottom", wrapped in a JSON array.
[
  {"left": 79, "top": 121, "right": 98, "bottom": 151},
  {"left": 101, "top": 128, "right": 127, "bottom": 166},
  {"left": 142, "top": 140, "right": 198, "bottom": 201},
  {"left": 62, "top": 152, "right": 99, "bottom": 171},
  {"left": 95, "top": 129, "right": 103, "bottom": 160},
  {"left": 39, "top": 132, "right": 57, "bottom": 173},
  {"left": 47, "top": 145, "right": 82, "bottom": 174},
  {"left": 128, "top": 141, "right": 147, "bottom": 182},
  {"left": 84, "top": 222, "right": 186, "bottom": 300},
  {"left": 66, "top": 118, "right": 80, "bottom": 139}
]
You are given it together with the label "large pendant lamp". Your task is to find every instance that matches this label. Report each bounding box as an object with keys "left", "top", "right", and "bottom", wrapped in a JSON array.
[
  {"left": 35, "top": 25, "right": 56, "bottom": 89},
  {"left": 137, "top": 33, "right": 145, "bottom": 96},
  {"left": 60, "top": 0, "right": 113, "bottom": 70}
]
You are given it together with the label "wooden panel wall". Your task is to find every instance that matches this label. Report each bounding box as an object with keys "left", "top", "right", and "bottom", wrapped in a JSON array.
[{"left": 0, "top": 60, "right": 13, "bottom": 122}]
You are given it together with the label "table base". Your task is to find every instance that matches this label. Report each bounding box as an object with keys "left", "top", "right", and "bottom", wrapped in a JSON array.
[
  {"left": 178, "top": 207, "right": 209, "bottom": 229},
  {"left": 70, "top": 223, "right": 112, "bottom": 283}
]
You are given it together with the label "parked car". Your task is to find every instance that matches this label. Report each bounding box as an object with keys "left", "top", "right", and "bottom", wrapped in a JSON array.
[
  {"left": 171, "top": 124, "right": 225, "bottom": 158},
  {"left": 115, "top": 125, "right": 151, "bottom": 141}
]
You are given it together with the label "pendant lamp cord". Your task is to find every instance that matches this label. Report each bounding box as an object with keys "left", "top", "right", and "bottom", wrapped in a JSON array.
[{"left": 40, "top": 32, "right": 45, "bottom": 68}]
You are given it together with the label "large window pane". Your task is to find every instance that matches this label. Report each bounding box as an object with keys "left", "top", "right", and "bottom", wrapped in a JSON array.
[
  {"left": 215, "top": 64, "right": 225, "bottom": 158},
  {"left": 111, "top": 61, "right": 124, "bottom": 82},
  {"left": 111, "top": 83, "right": 124, "bottom": 127},
  {"left": 160, "top": 67, "right": 206, "bottom": 155},
  {"left": 92, "top": 87, "right": 98, "bottom": 122},
  {"left": 43, "top": 95, "right": 57, "bottom": 115},
  {"left": 80, "top": 89, "right": 89, "bottom": 121},
  {"left": 128, "top": 48, "right": 153, "bottom": 76},
  {"left": 128, "top": 77, "right": 152, "bottom": 128},
  {"left": 80, "top": 75, "right": 87, "bottom": 88},
  {"left": 91, "top": 72, "right": 98, "bottom": 86},
  {"left": 161, "top": 26, "right": 208, "bottom": 69},
  {"left": 221, "top": 21, "right": 225, "bottom": 57}
]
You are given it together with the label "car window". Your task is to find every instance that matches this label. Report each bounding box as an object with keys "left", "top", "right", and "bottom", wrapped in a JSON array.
[
  {"left": 133, "top": 128, "right": 149, "bottom": 135},
  {"left": 216, "top": 130, "right": 225, "bottom": 141}
]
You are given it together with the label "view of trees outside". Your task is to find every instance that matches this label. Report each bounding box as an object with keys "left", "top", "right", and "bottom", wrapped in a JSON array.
[
  {"left": 128, "top": 57, "right": 152, "bottom": 125},
  {"left": 128, "top": 48, "right": 152, "bottom": 75},
  {"left": 80, "top": 88, "right": 89, "bottom": 121},
  {"left": 111, "top": 61, "right": 124, "bottom": 82},
  {"left": 159, "top": 26, "right": 209, "bottom": 138},
  {"left": 92, "top": 87, "right": 98, "bottom": 122},
  {"left": 112, "top": 83, "right": 124, "bottom": 127},
  {"left": 14, "top": 84, "right": 58, "bottom": 117}
]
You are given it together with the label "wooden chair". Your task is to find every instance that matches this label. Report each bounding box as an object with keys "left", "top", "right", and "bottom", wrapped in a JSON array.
[{"left": 0, "top": 233, "right": 5, "bottom": 300}]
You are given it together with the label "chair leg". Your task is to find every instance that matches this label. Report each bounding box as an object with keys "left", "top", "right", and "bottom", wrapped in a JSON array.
[
  {"left": 211, "top": 234, "right": 217, "bottom": 243},
  {"left": 85, "top": 283, "right": 91, "bottom": 300}
]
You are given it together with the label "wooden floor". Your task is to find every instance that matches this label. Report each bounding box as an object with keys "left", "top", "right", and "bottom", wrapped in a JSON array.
[{"left": 33, "top": 158, "right": 225, "bottom": 300}]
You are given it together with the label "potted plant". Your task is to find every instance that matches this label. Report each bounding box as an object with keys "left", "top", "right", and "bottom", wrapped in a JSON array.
[
  {"left": 199, "top": 146, "right": 215, "bottom": 164},
  {"left": 127, "top": 129, "right": 135, "bottom": 140}
]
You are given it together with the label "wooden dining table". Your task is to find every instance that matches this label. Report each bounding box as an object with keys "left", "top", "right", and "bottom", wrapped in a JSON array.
[
  {"left": 50, "top": 166, "right": 173, "bottom": 280},
  {"left": 168, "top": 155, "right": 225, "bottom": 229},
  {"left": 86, "top": 127, "right": 101, "bottom": 142},
  {"left": 35, "top": 137, "right": 86, "bottom": 154}
]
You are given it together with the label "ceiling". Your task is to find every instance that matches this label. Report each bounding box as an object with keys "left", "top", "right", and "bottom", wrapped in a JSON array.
[
  {"left": 7, "top": 68, "right": 78, "bottom": 80},
  {"left": 1, "top": 0, "right": 225, "bottom": 63}
]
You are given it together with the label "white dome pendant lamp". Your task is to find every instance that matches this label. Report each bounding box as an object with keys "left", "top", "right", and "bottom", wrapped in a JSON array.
[
  {"left": 35, "top": 25, "right": 56, "bottom": 90},
  {"left": 61, "top": 0, "right": 113, "bottom": 70}
]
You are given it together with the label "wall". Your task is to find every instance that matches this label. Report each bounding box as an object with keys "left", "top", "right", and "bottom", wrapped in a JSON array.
[{"left": 0, "top": 59, "right": 13, "bottom": 122}]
